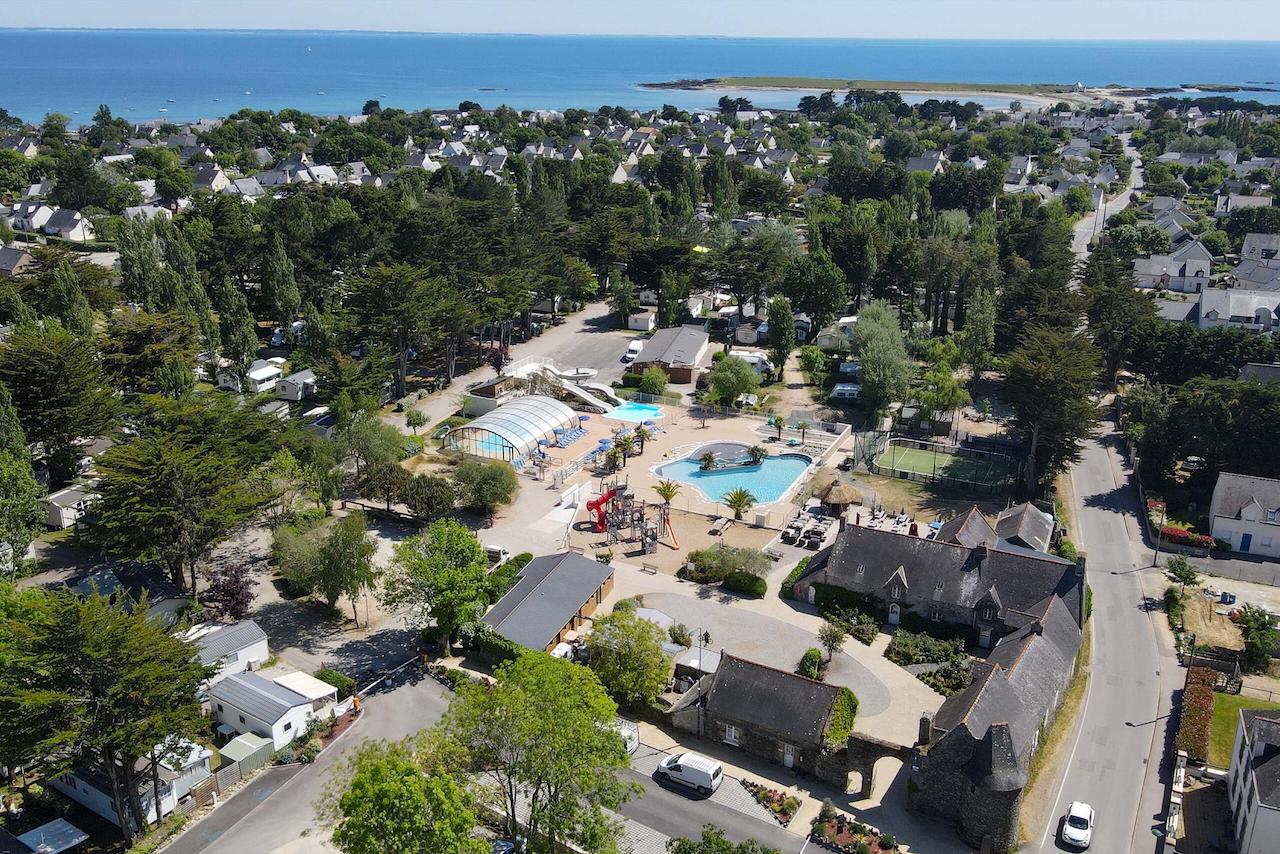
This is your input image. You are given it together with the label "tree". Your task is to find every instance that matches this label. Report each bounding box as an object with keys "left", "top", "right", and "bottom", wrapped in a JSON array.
[
  {"left": 585, "top": 610, "right": 671, "bottom": 709},
  {"left": 261, "top": 233, "right": 300, "bottom": 329},
  {"left": 668, "top": 825, "right": 781, "bottom": 854},
  {"left": 441, "top": 652, "right": 634, "bottom": 852},
  {"left": 1082, "top": 248, "right": 1158, "bottom": 383},
  {"left": 1238, "top": 604, "right": 1279, "bottom": 672},
  {"left": 818, "top": 619, "right": 848, "bottom": 662},
  {"left": 316, "top": 511, "right": 379, "bottom": 622},
  {"left": 0, "top": 590, "right": 211, "bottom": 845},
  {"left": 707, "top": 356, "right": 760, "bottom": 406},
  {"left": 959, "top": 286, "right": 996, "bottom": 381},
  {"left": 0, "top": 452, "right": 41, "bottom": 558},
  {"left": 638, "top": 366, "right": 668, "bottom": 396},
  {"left": 1164, "top": 555, "right": 1200, "bottom": 594},
  {"left": 203, "top": 564, "right": 254, "bottom": 620},
  {"left": 405, "top": 409, "right": 427, "bottom": 435},
  {"left": 453, "top": 459, "right": 518, "bottom": 519},
  {"left": 343, "top": 415, "right": 405, "bottom": 478},
  {"left": 0, "top": 386, "right": 25, "bottom": 461},
  {"left": 721, "top": 487, "right": 757, "bottom": 521},
  {"left": 403, "top": 474, "right": 455, "bottom": 522},
  {"left": 851, "top": 301, "right": 914, "bottom": 406},
  {"left": 47, "top": 261, "right": 95, "bottom": 337},
  {"left": 100, "top": 310, "right": 198, "bottom": 394},
  {"left": 1004, "top": 326, "right": 1103, "bottom": 492},
  {"left": 608, "top": 277, "right": 640, "bottom": 326},
  {"left": 0, "top": 321, "right": 117, "bottom": 483},
  {"left": 322, "top": 739, "right": 487, "bottom": 854},
  {"left": 363, "top": 460, "right": 412, "bottom": 510},
  {"left": 155, "top": 166, "right": 193, "bottom": 206},
  {"left": 381, "top": 519, "right": 489, "bottom": 653},
  {"left": 766, "top": 296, "right": 796, "bottom": 374},
  {"left": 780, "top": 254, "right": 846, "bottom": 330},
  {"left": 347, "top": 263, "right": 437, "bottom": 399},
  {"left": 92, "top": 395, "right": 276, "bottom": 592},
  {"left": 916, "top": 366, "right": 972, "bottom": 427},
  {"left": 214, "top": 281, "right": 259, "bottom": 384}
]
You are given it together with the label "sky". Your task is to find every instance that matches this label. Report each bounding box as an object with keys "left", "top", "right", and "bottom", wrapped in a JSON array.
[{"left": 6, "top": 0, "right": 1280, "bottom": 42}]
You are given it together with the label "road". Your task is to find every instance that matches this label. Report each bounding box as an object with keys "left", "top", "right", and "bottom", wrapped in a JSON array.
[
  {"left": 1070, "top": 133, "right": 1145, "bottom": 259},
  {"left": 1029, "top": 140, "right": 1181, "bottom": 853}
]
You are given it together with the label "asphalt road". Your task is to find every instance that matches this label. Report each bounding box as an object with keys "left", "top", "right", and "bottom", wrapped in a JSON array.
[{"left": 620, "top": 769, "right": 806, "bottom": 853}]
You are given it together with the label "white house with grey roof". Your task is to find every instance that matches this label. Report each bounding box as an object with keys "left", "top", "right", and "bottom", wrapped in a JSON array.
[
  {"left": 1227, "top": 708, "right": 1280, "bottom": 853},
  {"left": 209, "top": 671, "right": 313, "bottom": 749},
  {"left": 1197, "top": 287, "right": 1280, "bottom": 333},
  {"left": 1210, "top": 472, "right": 1280, "bottom": 559},
  {"left": 185, "top": 620, "right": 269, "bottom": 685},
  {"left": 629, "top": 325, "right": 710, "bottom": 384}
]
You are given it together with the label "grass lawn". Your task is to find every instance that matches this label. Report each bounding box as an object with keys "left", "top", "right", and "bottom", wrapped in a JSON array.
[
  {"left": 875, "top": 444, "right": 1017, "bottom": 486},
  {"left": 1209, "top": 693, "right": 1280, "bottom": 768}
]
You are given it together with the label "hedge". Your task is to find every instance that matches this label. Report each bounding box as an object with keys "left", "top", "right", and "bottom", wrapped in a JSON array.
[
  {"left": 313, "top": 667, "right": 357, "bottom": 699},
  {"left": 798, "top": 647, "right": 824, "bottom": 680},
  {"left": 469, "top": 623, "right": 522, "bottom": 664},
  {"left": 885, "top": 630, "right": 965, "bottom": 667},
  {"left": 1175, "top": 666, "right": 1217, "bottom": 762},
  {"left": 1159, "top": 526, "right": 1214, "bottom": 549},
  {"left": 781, "top": 557, "right": 810, "bottom": 600},
  {"left": 722, "top": 571, "right": 766, "bottom": 598},
  {"left": 813, "top": 583, "right": 873, "bottom": 612},
  {"left": 487, "top": 552, "right": 532, "bottom": 602},
  {"left": 824, "top": 686, "right": 859, "bottom": 749}
]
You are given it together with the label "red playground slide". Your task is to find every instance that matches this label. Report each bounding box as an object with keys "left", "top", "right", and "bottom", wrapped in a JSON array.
[{"left": 587, "top": 489, "right": 616, "bottom": 533}]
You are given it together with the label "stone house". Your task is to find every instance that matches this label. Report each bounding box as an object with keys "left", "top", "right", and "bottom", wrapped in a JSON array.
[{"left": 910, "top": 595, "right": 1082, "bottom": 851}]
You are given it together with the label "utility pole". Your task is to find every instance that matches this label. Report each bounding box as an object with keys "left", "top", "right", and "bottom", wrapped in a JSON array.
[{"left": 1151, "top": 501, "right": 1168, "bottom": 568}]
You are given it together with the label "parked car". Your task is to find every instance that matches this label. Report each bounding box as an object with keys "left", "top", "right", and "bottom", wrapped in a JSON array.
[
  {"left": 1061, "top": 801, "right": 1095, "bottom": 849},
  {"left": 656, "top": 751, "right": 723, "bottom": 796},
  {"left": 485, "top": 545, "right": 511, "bottom": 567},
  {"left": 622, "top": 340, "right": 644, "bottom": 363}
]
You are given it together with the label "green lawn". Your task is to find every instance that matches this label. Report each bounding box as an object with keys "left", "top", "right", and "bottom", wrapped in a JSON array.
[
  {"left": 875, "top": 444, "right": 1016, "bottom": 486},
  {"left": 1209, "top": 693, "right": 1280, "bottom": 768}
]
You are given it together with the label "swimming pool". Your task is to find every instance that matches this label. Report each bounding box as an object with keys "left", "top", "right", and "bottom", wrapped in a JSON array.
[
  {"left": 607, "top": 401, "right": 666, "bottom": 423},
  {"left": 654, "top": 443, "right": 812, "bottom": 505}
]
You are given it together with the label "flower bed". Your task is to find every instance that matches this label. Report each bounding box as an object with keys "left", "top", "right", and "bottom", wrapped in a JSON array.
[
  {"left": 810, "top": 810, "right": 899, "bottom": 852},
  {"left": 741, "top": 780, "right": 800, "bottom": 826},
  {"left": 1175, "top": 666, "right": 1217, "bottom": 763},
  {"left": 1159, "top": 526, "right": 1215, "bottom": 549}
]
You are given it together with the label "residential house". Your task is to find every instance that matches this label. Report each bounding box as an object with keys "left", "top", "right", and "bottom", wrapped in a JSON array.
[
  {"left": 0, "top": 245, "right": 33, "bottom": 278},
  {"left": 223, "top": 176, "right": 265, "bottom": 199},
  {"left": 672, "top": 654, "right": 843, "bottom": 775},
  {"left": 209, "top": 671, "right": 314, "bottom": 750},
  {"left": 216, "top": 358, "right": 283, "bottom": 394},
  {"left": 22, "top": 179, "right": 53, "bottom": 199},
  {"left": 794, "top": 511, "right": 1085, "bottom": 648},
  {"left": 627, "top": 310, "right": 657, "bottom": 332},
  {"left": 44, "top": 484, "right": 97, "bottom": 530},
  {"left": 186, "top": 620, "right": 270, "bottom": 685},
  {"left": 1004, "top": 156, "right": 1034, "bottom": 186},
  {"left": 51, "top": 741, "right": 213, "bottom": 828},
  {"left": 911, "top": 596, "right": 1082, "bottom": 851},
  {"left": 123, "top": 204, "right": 172, "bottom": 222},
  {"left": 8, "top": 201, "right": 53, "bottom": 232},
  {"left": 1133, "top": 240, "right": 1212, "bottom": 293},
  {"left": 68, "top": 561, "right": 189, "bottom": 626},
  {"left": 275, "top": 368, "right": 317, "bottom": 402},
  {"left": 1243, "top": 233, "right": 1280, "bottom": 262},
  {"left": 462, "top": 374, "right": 526, "bottom": 416},
  {"left": 1226, "top": 708, "right": 1280, "bottom": 853},
  {"left": 1197, "top": 288, "right": 1280, "bottom": 333},
  {"left": 1216, "top": 194, "right": 1274, "bottom": 218},
  {"left": 1240, "top": 363, "right": 1280, "bottom": 384},
  {"left": 1209, "top": 472, "right": 1280, "bottom": 559},
  {"left": 192, "top": 163, "right": 230, "bottom": 193},
  {"left": 812, "top": 315, "right": 859, "bottom": 351},
  {"left": 1059, "top": 138, "right": 1096, "bottom": 162},
  {"left": 630, "top": 325, "right": 710, "bottom": 384},
  {"left": 482, "top": 551, "right": 615, "bottom": 653},
  {"left": 0, "top": 135, "right": 40, "bottom": 158},
  {"left": 993, "top": 503, "right": 1055, "bottom": 553},
  {"left": 1229, "top": 259, "right": 1280, "bottom": 291},
  {"left": 271, "top": 671, "right": 340, "bottom": 718},
  {"left": 42, "top": 208, "right": 95, "bottom": 242},
  {"left": 904, "top": 151, "right": 946, "bottom": 175}
]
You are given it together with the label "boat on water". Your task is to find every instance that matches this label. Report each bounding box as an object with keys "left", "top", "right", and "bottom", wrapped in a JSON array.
[
  {"left": 167, "top": 98, "right": 176, "bottom": 103},
  {"left": 159, "top": 108, "right": 168, "bottom": 113}
]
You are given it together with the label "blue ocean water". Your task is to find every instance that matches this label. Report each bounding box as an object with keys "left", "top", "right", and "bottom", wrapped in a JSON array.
[{"left": 2, "top": 30, "right": 1280, "bottom": 126}]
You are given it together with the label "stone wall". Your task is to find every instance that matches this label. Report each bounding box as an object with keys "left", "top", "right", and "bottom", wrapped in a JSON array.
[{"left": 910, "top": 732, "right": 1023, "bottom": 852}]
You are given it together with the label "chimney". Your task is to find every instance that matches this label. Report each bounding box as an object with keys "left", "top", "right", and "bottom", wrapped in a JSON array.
[
  {"left": 918, "top": 712, "right": 935, "bottom": 746},
  {"left": 1075, "top": 551, "right": 1088, "bottom": 626},
  {"left": 973, "top": 543, "right": 989, "bottom": 570}
]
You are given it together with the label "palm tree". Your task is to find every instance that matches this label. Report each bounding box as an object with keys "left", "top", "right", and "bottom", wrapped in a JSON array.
[
  {"left": 633, "top": 426, "right": 652, "bottom": 455},
  {"left": 768, "top": 415, "right": 785, "bottom": 440},
  {"left": 604, "top": 447, "right": 623, "bottom": 472},
  {"left": 747, "top": 445, "right": 767, "bottom": 465},
  {"left": 614, "top": 435, "right": 636, "bottom": 466},
  {"left": 654, "top": 479, "right": 681, "bottom": 506},
  {"left": 722, "top": 487, "right": 757, "bottom": 521},
  {"left": 699, "top": 451, "right": 718, "bottom": 471},
  {"left": 796, "top": 420, "right": 811, "bottom": 443}
]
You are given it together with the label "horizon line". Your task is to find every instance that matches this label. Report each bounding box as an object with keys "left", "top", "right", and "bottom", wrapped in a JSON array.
[{"left": 3, "top": 27, "right": 1280, "bottom": 44}]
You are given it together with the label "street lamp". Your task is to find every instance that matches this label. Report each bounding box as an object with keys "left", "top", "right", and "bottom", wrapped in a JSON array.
[{"left": 1151, "top": 500, "right": 1168, "bottom": 568}]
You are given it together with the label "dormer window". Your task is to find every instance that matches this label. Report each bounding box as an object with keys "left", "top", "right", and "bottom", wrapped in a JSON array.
[
  {"left": 1268, "top": 510, "right": 1277, "bottom": 522},
  {"left": 935, "top": 580, "right": 945, "bottom": 591},
  {"left": 982, "top": 606, "right": 995, "bottom": 620},
  {"left": 855, "top": 563, "right": 865, "bottom": 576},
  {"left": 891, "top": 586, "right": 901, "bottom": 600}
]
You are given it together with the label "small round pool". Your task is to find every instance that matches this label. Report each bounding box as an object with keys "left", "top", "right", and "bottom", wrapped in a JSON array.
[
  {"left": 607, "top": 401, "right": 665, "bottom": 423},
  {"left": 654, "top": 442, "right": 812, "bottom": 505}
]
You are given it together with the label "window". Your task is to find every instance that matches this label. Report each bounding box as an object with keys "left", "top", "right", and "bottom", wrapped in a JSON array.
[
  {"left": 935, "top": 580, "right": 944, "bottom": 591},
  {"left": 930, "top": 608, "right": 941, "bottom": 622},
  {"left": 724, "top": 724, "right": 740, "bottom": 746},
  {"left": 284, "top": 722, "right": 292, "bottom": 732},
  {"left": 1263, "top": 537, "right": 1274, "bottom": 549},
  {"left": 891, "top": 586, "right": 901, "bottom": 600},
  {"left": 855, "top": 563, "right": 865, "bottom": 576},
  {"left": 216, "top": 703, "right": 223, "bottom": 712},
  {"left": 982, "top": 606, "right": 995, "bottom": 620},
  {"left": 239, "top": 715, "right": 246, "bottom": 724},
  {"left": 1267, "top": 510, "right": 1276, "bottom": 522},
  {"left": 1240, "top": 736, "right": 1250, "bottom": 766}
]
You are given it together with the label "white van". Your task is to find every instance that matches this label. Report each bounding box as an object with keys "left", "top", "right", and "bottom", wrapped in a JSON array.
[
  {"left": 657, "top": 751, "right": 723, "bottom": 795},
  {"left": 830, "top": 383, "right": 862, "bottom": 401},
  {"left": 485, "top": 545, "right": 512, "bottom": 567}
]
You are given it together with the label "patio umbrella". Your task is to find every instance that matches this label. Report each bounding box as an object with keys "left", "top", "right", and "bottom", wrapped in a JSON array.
[
  {"left": 642, "top": 419, "right": 656, "bottom": 426},
  {"left": 579, "top": 415, "right": 590, "bottom": 421},
  {"left": 537, "top": 438, "right": 550, "bottom": 446},
  {"left": 820, "top": 481, "right": 860, "bottom": 508}
]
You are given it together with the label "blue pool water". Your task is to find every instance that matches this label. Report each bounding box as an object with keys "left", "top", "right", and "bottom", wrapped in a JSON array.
[
  {"left": 656, "top": 447, "right": 812, "bottom": 505},
  {"left": 607, "top": 402, "right": 666, "bottom": 424}
]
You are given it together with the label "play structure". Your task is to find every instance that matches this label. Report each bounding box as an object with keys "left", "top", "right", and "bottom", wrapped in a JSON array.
[{"left": 585, "top": 479, "right": 667, "bottom": 553}]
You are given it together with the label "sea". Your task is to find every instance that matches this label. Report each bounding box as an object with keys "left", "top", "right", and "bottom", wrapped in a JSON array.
[{"left": 3, "top": 29, "right": 1280, "bottom": 126}]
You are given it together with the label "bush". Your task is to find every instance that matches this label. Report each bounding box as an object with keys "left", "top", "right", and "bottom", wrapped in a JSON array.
[
  {"left": 824, "top": 686, "right": 859, "bottom": 749},
  {"left": 1165, "top": 585, "right": 1186, "bottom": 632},
  {"left": 1175, "top": 672, "right": 1215, "bottom": 762},
  {"left": 669, "top": 622, "right": 693, "bottom": 646},
  {"left": 466, "top": 622, "right": 522, "bottom": 665},
  {"left": 638, "top": 366, "right": 669, "bottom": 396},
  {"left": 821, "top": 603, "right": 880, "bottom": 645},
  {"left": 614, "top": 597, "right": 639, "bottom": 614},
  {"left": 919, "top": 658, "right": 974, "bottom": 696},
  {"left": 1055, "top": 539, "right": 1079, "bottom": 561},
  {"left": 680, "top": 543, "right": 770, "bottom": 583},
  {"left": 620, "top": 372, "right": 644, "bottom": 388},
  {"left": 1159, "top": 526, "right": 1214, "bottom": 549},
  {"left": 313, "top": 667, "right": 357, "bottom": 699},
  {"left": 813, "top": 583, "right": 873, "bottom": 612},
  {"left": 487, "top": 552, "right": 532, "bottom": 602},
  {"left": 798, "top": 647, "right": 825, "bottom": 680},
  {"left": 722, "top": 570, "right": 767, "bottom": 598},
  {"left": 885, "top": 630, "right": 966, "bottom": 666},
  {"left": 781, "top": 556, "right": 810, "bottom": 599},
  {"left": 878, "top": 834, "right": 897, "bottom": 851}
]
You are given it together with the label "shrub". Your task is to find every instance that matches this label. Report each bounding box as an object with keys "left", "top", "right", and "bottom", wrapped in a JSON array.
[
  {"left": 1175, "top": 681, "right": 1214, "bottom": 762},
  {"left": 1159, "top": 526, "right": 1214, "bottom": 548},
  {"left": 313, "top": 667, "right": 357, "bottom": 699},
  {"left": 638, "top": 366, "right": 668, "bottom": 396},
  {"left": 614, "top": 597, "right": 639, "bottom": 614},
  {"left": 722, "top": 570, "right": 766, "bottom": 598},
  {"left": 1055, "top": 539, "right": 1079, "bottom": 561},
  {"left": 669, "top": 622, "right": 693, "bottom": 646},
  {"left": 821, "top": 603, "right": 880, "bottom": 645},
  {"left": 824, "top": 686, "right": 859, "bottom": 749},
  {"left": 885, "top": 630, "right": 965, "bottom": 666},
  {"left": 680, "top": 543, "right": 770, "bottom": 583},
  {"left": 620, "top": 372, "right": 644, "bottom": 388},
  {"left": 813, "top": 583, "right": 873, "bottom": 612},
  {"left": 920, "top": 658, "right": 974, "bottom": 696},
  {"left": 465, "top": 622, "right": 522, "bottom": 665},
  {"left": 798, "top": 647, "right": 825, "bottom": 679},
  {"left": 878, "top": 834, "right": 897, "bottom": 851},
  {"left": 781, "top": 556, "right": 810, "bottom": 599},
  {"left": 487, "top": 552, "right": 532, "bottom": 602},
  {"left": 1165, "top": 585, "right": 1186, "bottom": 632}
]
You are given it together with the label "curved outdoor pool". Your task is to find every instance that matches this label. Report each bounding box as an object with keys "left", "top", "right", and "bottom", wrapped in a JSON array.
[{"left": 654, "top": 443, "right": 812, "bottom": 505}]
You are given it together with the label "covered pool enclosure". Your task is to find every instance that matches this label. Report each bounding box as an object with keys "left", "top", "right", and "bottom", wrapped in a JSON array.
[{"left": 444, "top": 395, "right": 579, "bottom": 461}]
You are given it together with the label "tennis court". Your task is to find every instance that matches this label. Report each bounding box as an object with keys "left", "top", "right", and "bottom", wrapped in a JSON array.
[{"left": 873, "top": 439, "right": 1019, "bottom": 491}]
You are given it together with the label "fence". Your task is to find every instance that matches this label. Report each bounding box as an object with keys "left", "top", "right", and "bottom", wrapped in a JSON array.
[
  {"left": 867, "top": 435, "right": 1021, "bottom": 494},
  {"left": 172, "top": 737, "right": 275, "bottom": 816}
]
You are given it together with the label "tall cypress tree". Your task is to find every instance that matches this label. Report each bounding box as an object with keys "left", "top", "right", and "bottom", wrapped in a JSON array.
[{"left": 261, "top": 233, "right": 300, "bottom": 328}]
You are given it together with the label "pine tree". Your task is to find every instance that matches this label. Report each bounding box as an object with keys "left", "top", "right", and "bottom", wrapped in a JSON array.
[
  {"left": 48, "top": 260, "right": 95, "bottom": 337},
  {"left": 261, "top": 233, "right": 300, "bottom": 328},
  {"left": 215, "top": 279, "right": 260, "bottom": 386}
]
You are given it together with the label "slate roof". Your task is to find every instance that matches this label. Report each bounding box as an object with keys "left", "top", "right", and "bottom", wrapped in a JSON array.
[
  {"left": 1240, "top": 363, "right": 1280, "bottom": 384},
  {"left": 209, "top": 671, "right": 309, "bottom": 724},
  {"left": 994, "top": 503, "right": 1055, "bottom": 553},
  {"left": 703, "top": 654, "right": 840, "bottom": 746},
  {"left": 482, "top": 552, "right": 613, "bottom": 650},
  {"left": 194, "top": 620, "right": 267, "bottom": 665},
  {"left": 802, "top": 521, "right": 1078, "bottom": 622},
  {"left": 1241, "top": 709, "right": 1280, "bottom": 808},
  {"left": 633, "top": 325, "right": 709, "bottom": 369},
  {"left": 934, "top": 506, "right": 997, "bottom": 548},
  {"left": 0, "top": 246, "right": 32, "bottom": 276},
  {"left": 1213, "top": 472, "right": 1280, "bottom": 518}
]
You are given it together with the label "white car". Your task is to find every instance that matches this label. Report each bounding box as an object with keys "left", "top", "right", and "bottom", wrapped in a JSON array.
[
  {"left": 622, "top": 340, "right": 644, "bottom": 362},
  {"left": 1061, "top": 801, "right": 1094, "bottom": 849}
]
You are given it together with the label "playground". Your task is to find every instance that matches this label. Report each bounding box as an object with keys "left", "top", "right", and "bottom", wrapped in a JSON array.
[
  {"left": 565, "top": 503, "right": 778, "bottom": 573},
  {"left": 871, "top": 437, "right": 1020, "bottom": 493}
]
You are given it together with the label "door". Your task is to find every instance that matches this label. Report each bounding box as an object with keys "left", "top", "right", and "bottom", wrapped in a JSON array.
[
  {"left": 888, "top": 603, "right": 900, "bottom": 626},
  {"left": 782, "top": 743, "right": 796, "bottom": 769},
  {"left": 1241, "top": 533, "right": 1253, "bottom": 553},
  {"left": 807, "top": 586, "right": 816, "bottom": 605},
  {"left": 979, "top": 628, "right": 992, "bottom": 648}
]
